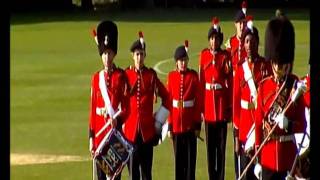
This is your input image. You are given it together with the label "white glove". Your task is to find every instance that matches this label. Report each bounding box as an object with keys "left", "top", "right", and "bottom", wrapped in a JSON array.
[
  {"left": 254, "top": 163, "right": 262, "bottom": 179},
  {"left": 275, "top": 113, "right": 289, "bottom": 129}
]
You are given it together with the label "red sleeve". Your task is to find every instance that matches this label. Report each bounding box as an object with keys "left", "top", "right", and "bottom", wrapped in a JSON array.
[
  {"left": 224, "top": 52, "right": 233, "bottom": 120},
  {"left": 233, "top": 66, "right": 241, "bottom": 130},
  {"left": 194, "top": 73, "right": 203, "bottom": 124},
  {"left": 156, "top": 75, "right": 170, "bottom": 110},
  {"left": 89, "top": 75, "right": 97, "bottom": 148},
  {"left": 118, "top": 73, "right": 130, "bottom": 125},
  {"left": 255, "top": 84, "right": 264, "bottom": 148},
  {"left": 166, "top": 73, "right": 173, "bottom": 130},
  {"left": 289, "top": 96, "right": 307, "bottom": 133},
  {"left": 199, "top": 53, "right": 205, "bottom": 114}
]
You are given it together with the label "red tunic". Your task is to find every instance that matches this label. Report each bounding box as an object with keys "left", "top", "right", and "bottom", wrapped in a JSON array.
[
  {"left": 123, "top": 66, "right": 170, "bottom": 143},
  {"left": 233, "top": 56, "right": 272, "bottom": 141},
  {"left": 226, "top": 35, "right": 247, "bottom": 127},
  {"left": 167, "top": 69, "right": 202, "bottom": 133},
  {"left": 255, "top": 75, "right": 306, "bottom": 171},
  {"left": 199, "top": 48, "right": 232, "bottom": 122},
  {"left": 89, "top": 66, "right": 129, "bottom": 151},
  {"left": 225, "top": 35, "right": 247, "bottom": 70}
]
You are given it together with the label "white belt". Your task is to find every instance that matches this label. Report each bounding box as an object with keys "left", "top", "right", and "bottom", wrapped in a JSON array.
[
  {"left": 205, "top": 83, "right": 223, "bottom": 90},
  {"left": 172, "top": 99, "right": 194, "bottom": 108},
  {"left": 240, "top": 99, "right": 256, "bottom": 110},
  {"left": 270, "top": 134, "right": 295, "bottom": 142},
  {"left": 96, "top": 107, "right": 107, "bottom": 117}
]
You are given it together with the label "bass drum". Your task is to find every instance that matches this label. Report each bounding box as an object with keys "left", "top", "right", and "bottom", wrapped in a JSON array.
[
  {"left": 94, "top": 129, "right": 134, "bottom": 179},
  {"left": 294, "top": 107, "right": 310, "bottom": 179}
]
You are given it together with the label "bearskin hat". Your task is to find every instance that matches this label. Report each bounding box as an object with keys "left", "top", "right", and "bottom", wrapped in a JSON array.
[
  {"left": 264, "top": 16, "right": 295, "bottom": 64},
  {"left": 96, "top": 20, "right": 118, "bottom": 56}
]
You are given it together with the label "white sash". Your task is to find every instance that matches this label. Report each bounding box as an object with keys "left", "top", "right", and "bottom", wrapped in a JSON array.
[
  {"left": 245, "top": 124, "right": 255, "bottom": 152},
  {"left": 99, "top": 70, "right": 115, "bottom": 118},
  {"left": 242, "top": 60, "right": 257, "bottom": 105},
  {"left": 95, "top": 70, "right": 123, "bottom": 138}
]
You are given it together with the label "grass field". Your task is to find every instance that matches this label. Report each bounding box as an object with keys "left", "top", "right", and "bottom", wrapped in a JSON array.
[{"left": 10, "top": 8, "right": 309, "bottom": 180}]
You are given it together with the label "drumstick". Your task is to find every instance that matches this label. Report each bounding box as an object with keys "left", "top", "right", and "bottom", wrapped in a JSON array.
[
  {"left": 95, "top": 110, "right": 121, "bottom": 138},
  {"left": 92, "top": 159, "right": 98, "bottom": 180}
]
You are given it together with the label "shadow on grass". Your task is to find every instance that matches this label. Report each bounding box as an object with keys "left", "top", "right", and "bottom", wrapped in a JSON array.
[{"left": 11, "top": 7, "right": 309, "bottom": 25}]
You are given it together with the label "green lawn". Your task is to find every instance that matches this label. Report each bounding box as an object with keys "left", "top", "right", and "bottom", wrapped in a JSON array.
[{"left": 10, "top": 8, "right": 309, "bottom": 180}]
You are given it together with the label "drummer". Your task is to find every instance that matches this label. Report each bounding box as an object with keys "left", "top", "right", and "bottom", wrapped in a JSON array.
[
  {"left": 89, "top": 20, "right": 130, "bottom": 180},
  {"left": 254, "top": 13, "right": 307, "bottom": 179}
]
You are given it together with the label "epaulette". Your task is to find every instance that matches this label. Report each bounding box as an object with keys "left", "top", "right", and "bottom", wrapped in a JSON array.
[
  {"left": 189, "top": 69, "right": 199, "bottom": 77},
  {"left": 201, "top": 48, "right": 210, "bottom": 53},
  {"left": 148, "top": 67, "right": 156, "bottom": 73},
  {"left": 237, "top": 58, "right": 246, "bottom": 66},
  {"left": 116, "top": 67, "right": 125, "bottom": 75},
  {"left": 259, "top": 76, "right": 272, "bottom": 86},
  {"left": 94, "top": 70, "right": 101, "bottom": 75},
  {"left": 126, "top": 65, "right": 133, "bottom": 70},
  {"left": 148, "top": 67, "right": 159, "bottom": 76},
  {"left": 258, "top": 55, "right": 266, "bottom": 62},
  {"left": 300, "top": 75, "right": 307, "bottom": 80},
  {"left": 220, "top": 49, "right": 229, "bottom": 55}
]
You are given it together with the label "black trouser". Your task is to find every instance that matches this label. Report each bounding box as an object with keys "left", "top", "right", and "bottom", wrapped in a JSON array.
[
  {"left": 262, "top": 166, "right": 287, "bottom": 180},
  {"left": 233, "top": 127, "right": 240, "bottom": 180},
  {"left": 128, "top": 132, "right": 153, "bottom": 180},
  {"left": 173, "top": 131, "right": 197, "bottom": 180},
  {"left": 205, "top": 121, "right": 227, "bottom": 180},
  {"left": 239, "top": 146, "right": 257, "bottom": 180},
  {"left": 96, "top": 161, "right": 121, "bottom": 180}
]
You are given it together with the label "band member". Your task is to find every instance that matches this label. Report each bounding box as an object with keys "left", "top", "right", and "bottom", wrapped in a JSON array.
[
  {"left": 167, "top": 40, "right": 202, "bottom": 180},
  {"left": 123, "top": 31, "right": 170, "bottom": 180},
  {"left": 254, "top": 15, "right": 306, "bottom": 180},
  {"left": 224, "top": 1, "right": 248, "bottom": 178},
  {"left": 233, "top": 16, "right": 272, "bottom": 180},
  {"left": 89, "top": 20, "right": 129, "bottom": 180},
  {"left": 199, "top": 17, "right": 232, "bottom": 180}
]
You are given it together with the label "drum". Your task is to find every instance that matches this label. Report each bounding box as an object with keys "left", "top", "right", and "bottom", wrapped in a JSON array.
[
  {"left": 293, "top": 107, "right": 310, "bottom": 179},
  {"left": 294, "top": 107, "right": 310, "bottom": 156},
  {"left": 154, "top": 105, "right": 169, "bottom": 145},
  {"left": 94, "top": 128, "right": 134, "bottom": 179},
  {"left": 295, "top": 148, "right": 310, "bottom": 179}
]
